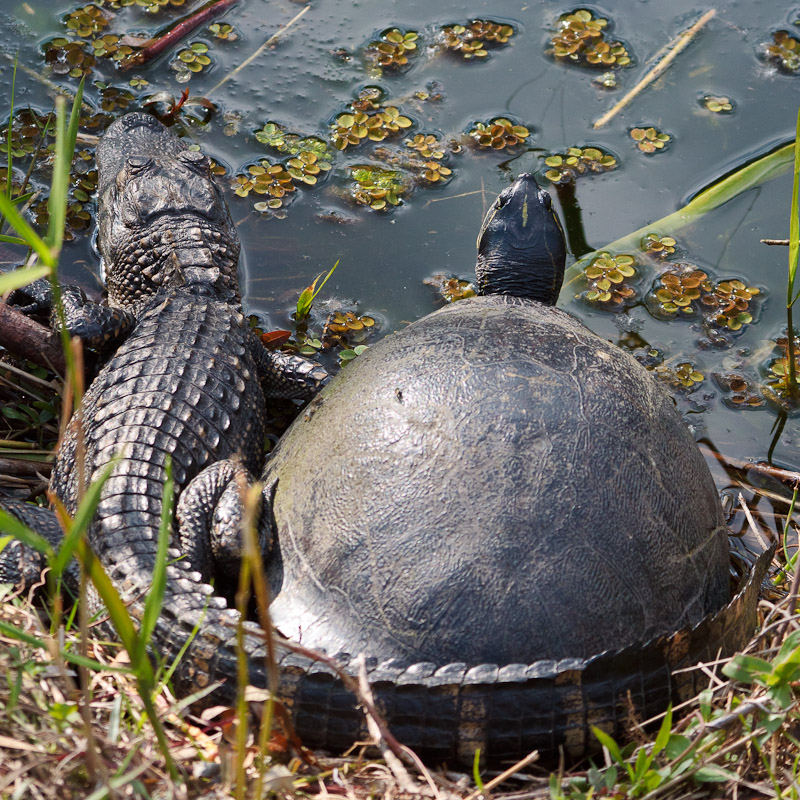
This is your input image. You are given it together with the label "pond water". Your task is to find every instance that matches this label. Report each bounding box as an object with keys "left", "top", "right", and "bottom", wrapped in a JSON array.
[{"left": 2, "top": 0, "right": 800, "bottom": 543}]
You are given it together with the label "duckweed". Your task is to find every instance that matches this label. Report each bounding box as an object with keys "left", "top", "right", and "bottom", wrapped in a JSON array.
[
  {"left": 549, "top": 9, "right": 632, "bottom": 69},
  {"left": 423, "top": 274, "right": 476, "bottom": 303},
  {"left": 364, "top": 28, "right": 419, "bottom": 71},
  {"left": 630, "top": 127, "right": 671, "bottom": 153},
  {"left": 583, "top": 252, "right": 637, "bottom": 305},
  {"left": 439, "top": 20, "right": 515, "bottom": 60},
  {"left": 469, "top": 118, "right": 530, "bottom": 149},
  {"left": 543, "top": 146, "right": 617, "bottom": 183}
]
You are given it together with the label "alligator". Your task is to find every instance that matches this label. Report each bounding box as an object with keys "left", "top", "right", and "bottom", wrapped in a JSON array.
[{"left": 0, "top": 113, "right": 769, "bottom": 768}]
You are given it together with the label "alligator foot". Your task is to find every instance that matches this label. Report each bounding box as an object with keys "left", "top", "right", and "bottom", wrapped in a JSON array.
[{"left": 176, "top": 459, "right": 267, "bottom": 587}]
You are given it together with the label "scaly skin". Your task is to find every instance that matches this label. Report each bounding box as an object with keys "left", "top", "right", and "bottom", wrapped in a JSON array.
[{"left": 0, "top": 129, "right": 769, "bottom": 767}]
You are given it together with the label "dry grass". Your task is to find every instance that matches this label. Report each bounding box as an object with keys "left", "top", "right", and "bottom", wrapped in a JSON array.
[{"left": 1, "top": 567, "right": 800, "bottom": 800}]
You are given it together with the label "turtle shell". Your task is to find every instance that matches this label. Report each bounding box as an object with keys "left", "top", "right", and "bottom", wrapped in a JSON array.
[{"left": 264, "top": 295, "right": 730, "bottom": 665}]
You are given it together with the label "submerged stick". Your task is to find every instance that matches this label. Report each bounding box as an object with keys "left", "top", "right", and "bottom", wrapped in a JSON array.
[
  {"left": 593, "top": 9, "right": 716, "bottom": 129},
  {"left": 207, "top": 4, "right": 310, "bottom": 95},
  {"left": 119, "top": 0, "right": 239, "bottom": 70}
]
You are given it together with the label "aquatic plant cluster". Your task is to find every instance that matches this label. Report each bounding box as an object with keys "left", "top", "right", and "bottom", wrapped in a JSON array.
[{"left": 2, "top": 0, "right": 798, "bottom": 410}]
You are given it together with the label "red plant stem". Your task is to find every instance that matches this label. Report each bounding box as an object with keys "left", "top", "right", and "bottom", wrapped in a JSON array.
[{"left": 120, "top": 0, "right": 239, "bottom": 70}]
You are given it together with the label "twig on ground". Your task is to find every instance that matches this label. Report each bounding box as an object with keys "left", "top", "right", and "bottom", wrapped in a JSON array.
[
  {"left": 463, "top": 750, "right": 540, "bottom": 800},
  {"left": 0, "top": 301, "right": 66, "bottom": 375},
  {"left": 357, "top": 656, "right": 420, "bottom": 794},
  {"left": 207, "top": 5, "right": 311, "bottom": 95},
  {"left": 592, "top": 9, "right": 716, "bottom": 129},
  {"left": 119, "top": 0, "right": 239, "bottom": 70}
]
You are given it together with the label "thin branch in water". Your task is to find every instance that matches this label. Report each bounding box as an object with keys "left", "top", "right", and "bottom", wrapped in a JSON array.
[
  {"left": 119, "top": 0, "right": 239, "bottom": 70},
  {"left": 207, "top": 5, "right": 311, "bottom": 95},
  {"left": 592, "top": 9, "right": 716, "bottom": 129},
  {"left": 762, "top": 238, "right": 790, "bottom": 246}
]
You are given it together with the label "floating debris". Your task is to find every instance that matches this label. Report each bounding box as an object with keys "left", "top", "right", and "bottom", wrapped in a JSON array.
[
  {"left": 424, "top": 274, "right": 476, "bottom": 303},
  {"left": 763, "top": 30, "right": 800, "bottom": 74},
  {"left": 439, "top": 20, "right": 515, "bottom": 60},
  {"left": 630, "top": 126, "right": 671, "bottom": 153},
  {"left": 583, "top": 252, "right": 637, "bottom": 305},
  {"left": 543, "top": 146, "right": 617, "bottom": 183},
  {"left": 549, "top": 9, "right": 632, "bottom": 69},
  {"left": 468, "top": 117, "right": 530, "bottom": 149},
  {"left": 364, "top": 28, "right": 419, "bottom": 71}
]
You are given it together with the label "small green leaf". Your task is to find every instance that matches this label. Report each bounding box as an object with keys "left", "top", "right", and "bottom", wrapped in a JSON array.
[
  {"left": 592, "top": 726, "right": 625, "bottom": 765},
  {"left": 693, "top": 765, "right": 738, "bottom": 783}
]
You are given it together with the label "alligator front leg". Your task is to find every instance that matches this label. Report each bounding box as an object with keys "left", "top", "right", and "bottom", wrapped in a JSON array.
[
  {"left": 251, "top": 340, "right": 329, "bottom": 401},
  {"left": 10, "top": 278, "right": 135, "bottom": 353},
  {"left": 176, "top": 460, "right": 270, "bottom": 588}
]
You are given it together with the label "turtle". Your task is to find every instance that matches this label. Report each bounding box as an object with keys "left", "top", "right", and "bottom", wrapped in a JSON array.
[{"left": 260, "top": 173, "right": 732, "bottom": 673}]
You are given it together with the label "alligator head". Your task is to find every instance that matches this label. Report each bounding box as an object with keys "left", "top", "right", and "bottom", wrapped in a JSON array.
[{"left": 96, "top": 112, "right": 241, "bottom": 307}]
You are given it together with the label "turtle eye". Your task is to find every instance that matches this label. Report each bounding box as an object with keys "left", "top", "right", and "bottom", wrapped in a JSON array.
[{"left": 496, "top": 187, "right": 513, "bottom": 209}]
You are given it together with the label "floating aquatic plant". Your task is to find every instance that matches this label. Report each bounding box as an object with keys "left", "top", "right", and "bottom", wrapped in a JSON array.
[
  {"left": 323, "top": 311, "right": 376, "bottom": 349},
  {"left": 405, "top": 133, "right": 446, "bottom": 159},
  {"left": 703, "top": 95, "right": 734, "bottom": 113},
  {"left": 714, "top": 373, "right": 765, "bottom": 408},
  {"left": 330, "top": 107, "right": 413, "bottom": 150},
  {"left": 549, "top": 9, "right": 632, "bottom": 69},
  {"left": 701, "top": 279, "right": 760, "bottom": 331},
  {"left": 648, "top": 266, "right": 707, "bottom": 317},
  {"left": 630, "top": 126, "right": 671, "bottom": 153},
  {"left": 208, "top": 22, "right": 236, "bottom": 41},
  {"left": 423, "top": 274, "right": 476, "bottom": 303},
  {"left": 44, "top": 37, "right": 96, "bottom": 78},
  {"left": 656, "top": 361, "right": 705, "bottom": 390},
  {"left": 468, "top": 117, "right": 530, "bottom": 149},
  {"left": 543, "top": 146, "right": 617, "bottom": 183},
  {"left": 64, "top": 4, "right": 109, "bottom": 37},
  {"left": 643, "top": 233, "right": 677, "bottom": 257},
  {"left": 232, "top": 162, "right": 296, "bottom": 210},
  {"left": 90, "top": 34, "right": 135, "bottom": 61},
  {"left": 763, "top": 30, "right": 800, "bottom": 74},
  {"left": 583, "top": 252, "right": 637, "bottom": 305},
  {"left": 364, "top": 28, "right": 419, "bottom": 71},
  {"left": 347, "top": 165, "right": 410, "bottom": 210},
  {"left": 439, "top": 20, "right": 515, "bottom": 60},
  {"left": 172, "top": 42, "right": 212, "bottom": 80}
]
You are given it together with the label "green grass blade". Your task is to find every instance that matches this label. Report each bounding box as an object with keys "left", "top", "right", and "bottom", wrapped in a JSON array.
[
  {"left": 789, "top": 109, "right": 800, "bottom": 305},
  {"left": 0, "top": 190, "right": 54, "bottom": 266},
  {"left": 75, "top": 537, "right": 141, "bottom": 663},
  {"left": 45, "top": 77, "right": 85, "bottom": 257},
  {"left": 0, "top": 234, "right": 26, "bottom": 245},
  {"left": 136, "top": 457, "right": 173, "bottom": 662},
  {"left": 52, "top": 457, "right": 119, "bottom": 577},
  {"left": 0, "top": 264, "right": 51, "bottom": 295},
  {"left": 6, "top": 58, "right": 16, "bottom": 203},
  {"left": 0, "top": 508, "right": 55, "bottom": 557},
  {"left": 563, "top": 140, "right": 796, "bottom": 289}
]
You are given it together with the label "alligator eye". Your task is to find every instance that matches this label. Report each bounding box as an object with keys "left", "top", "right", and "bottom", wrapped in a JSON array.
[
  {"left": 179, "top": 150, "right": 210, "bottom": 171},
  {"left": 126, "top": 155, "right": 152, "bottom": 173}
]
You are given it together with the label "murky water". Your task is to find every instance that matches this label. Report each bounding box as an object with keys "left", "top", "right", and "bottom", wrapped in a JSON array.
[{"left": 2, "top": 0, "right": 800, "bottom": 540}]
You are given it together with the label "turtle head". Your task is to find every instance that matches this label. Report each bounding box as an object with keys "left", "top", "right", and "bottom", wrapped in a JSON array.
[{"left": 475, "top": 173, "right": 566, "bottom": 305}]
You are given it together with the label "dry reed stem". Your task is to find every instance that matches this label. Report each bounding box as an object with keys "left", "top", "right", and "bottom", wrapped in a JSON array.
[{"left": 592, "top": 9, "right": 716, "bottom": 129}]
